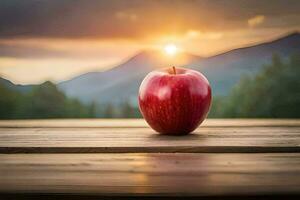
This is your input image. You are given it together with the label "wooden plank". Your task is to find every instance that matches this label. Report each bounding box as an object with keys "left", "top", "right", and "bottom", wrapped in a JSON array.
[
  {"left": 0, "top": 126, "right": 299, "bottom": 153},
  {"left": 0, "top": 119, "right": 300, "bottom": 128},
  {"left": 0, "top": 153, "right": 300, "bottom": 196}
]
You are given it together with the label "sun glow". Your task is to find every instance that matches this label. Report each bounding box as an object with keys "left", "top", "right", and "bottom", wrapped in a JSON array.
[{"left": 164, "top": 44, "right": 178, "bottom": 56}]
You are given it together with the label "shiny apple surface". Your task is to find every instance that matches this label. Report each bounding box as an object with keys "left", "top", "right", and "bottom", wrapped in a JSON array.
[{"left": 138, "top": 67, "right": 211, "bottom": 135}]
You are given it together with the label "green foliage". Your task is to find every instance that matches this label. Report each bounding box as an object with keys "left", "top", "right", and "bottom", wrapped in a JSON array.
[
  {"left": 209, "top": 54, "right": 300, "bottom": 118},
  {"left": 103, "top": 104, "right": 116, "bottom": 118},
  {"left": 0, "top": 81, "right": 96, "bottom": 119},
  {"left": 0, "top": 83, "right": 19, "bottom": 119},
  {"left": 120, "top": 102, "right": 142, "bottom": 118},
  {"left": 1, "top": 53, "right": 299, "bottom": 119},
  {"left": 101, "top": 102, "right": 142, "bottom": 118}
]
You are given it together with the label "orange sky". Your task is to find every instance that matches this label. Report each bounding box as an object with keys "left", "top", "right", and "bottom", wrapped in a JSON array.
[{"left": 0, "top": 0, "right": 299, "bottom": 84}]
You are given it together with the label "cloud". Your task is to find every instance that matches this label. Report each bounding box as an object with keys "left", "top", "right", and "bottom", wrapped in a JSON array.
[
  {"left": 0, "top": 43, "right": 67, "bottom": 58},
  {"left": 185, "top": 30, "right": 223, "bottom": 40},
  {"left": 0, "top": 0, "right": 299, "bottom": 39},
  {"left": 0, "top": 0, "right": 299, "bottom": 84},
  {"left": 248, "top": 15, "right": 266, "bottom": 27},
  {"left": 115, "top": 11, "right": 138, "bottom": 22},
  {"left": 0, "top": 38, "right": 141, "bottom": 59}
]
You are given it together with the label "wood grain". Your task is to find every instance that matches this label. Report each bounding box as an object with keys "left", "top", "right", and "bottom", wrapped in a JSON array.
[
  {"left": 1, "top": 119, "right": 300, "bottom": 197},
  {"left": 0, "top": 126, "right": 299, "bottom": 153},
  {"left": 0, "top": 153, "right": 300, "bottom": 196}
]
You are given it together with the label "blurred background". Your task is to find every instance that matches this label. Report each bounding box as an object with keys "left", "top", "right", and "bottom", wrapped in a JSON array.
[{"left": 0, "top": 0, "right": 299, "bottom": 119}]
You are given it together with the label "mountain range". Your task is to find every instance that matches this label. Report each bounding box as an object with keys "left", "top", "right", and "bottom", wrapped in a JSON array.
[
  {"left": 0, "top": 77, "right": 32, "bottom": 93},
  {"left": 1, "top": 32, "right": 299, "bottom": 107},
  {"left": 58, "top": 32, "right": 300, "bottom": 106},
  {"left": 189, "top": 32, "right": 300, "bottom": 95},
  {"left": 58, "top": 50, "right": 200, "bottom": 105}
]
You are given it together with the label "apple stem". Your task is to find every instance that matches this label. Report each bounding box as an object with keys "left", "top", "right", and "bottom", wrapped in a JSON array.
[{"left": 172, "top": 66, "right": 176, "bottom": 75}]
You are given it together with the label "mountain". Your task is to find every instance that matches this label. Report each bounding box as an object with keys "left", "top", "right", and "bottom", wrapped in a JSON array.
[
  {"left": 0, "top": 77, "right": 32, "bottom": 92},
  {"left": 59, "top": 32, "right": 300, "bottom": 106},
  {"left": 0, "top": 77, "right": 15, "bottom": 88},
  {"left": 58, "top": 50, "right": 200, "bottom": 105},
  {"left": 188, "top": 32, "right": 300, "bottom": 95}
]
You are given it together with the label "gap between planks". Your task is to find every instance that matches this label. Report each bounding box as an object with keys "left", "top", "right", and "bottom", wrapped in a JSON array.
[{"left": 0, "top": 119, "right": 300, "bottom": 128}]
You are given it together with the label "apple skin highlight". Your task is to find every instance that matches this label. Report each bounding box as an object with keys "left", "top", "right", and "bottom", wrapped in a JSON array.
[{"left": 138, "top": 67, "right": 212, "bottom": 135}]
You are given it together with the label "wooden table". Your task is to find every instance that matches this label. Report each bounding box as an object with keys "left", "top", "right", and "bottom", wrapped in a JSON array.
[{"left": 0, "top": 119, "right": 300, "bottom": 199}]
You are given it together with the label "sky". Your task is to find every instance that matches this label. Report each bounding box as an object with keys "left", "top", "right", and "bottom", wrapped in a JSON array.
[{"left": 0, "top": 0, "right": 299, "bottom": 84}]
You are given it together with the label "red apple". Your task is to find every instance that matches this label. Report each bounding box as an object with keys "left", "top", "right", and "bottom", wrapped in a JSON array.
[{"left": 138, "top": 67, "right": 211, "bottom": 135}]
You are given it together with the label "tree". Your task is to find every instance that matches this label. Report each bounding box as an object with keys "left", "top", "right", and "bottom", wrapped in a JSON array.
[
  {"left": 0, "top": 80, "right": 96, "bottom": 119},
  {"left": 210, "top": 54, "right": 300, "bottom": 118},
  {"left": 0, "top": 83, "right": 18, "bottom": 119},
  {"left": 25, "top": 81, "right": 66, "bottom": 118},
  {"left": 103, "top": 103, "right": 115, "bottom": 118}
]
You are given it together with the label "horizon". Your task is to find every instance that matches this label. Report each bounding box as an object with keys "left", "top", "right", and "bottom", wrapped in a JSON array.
[
  {"left": 0, "top": 0, "right": 300, "bottom": 84},
  {"left": 2, "top": 31, "right": 299, "bottom": 86}
]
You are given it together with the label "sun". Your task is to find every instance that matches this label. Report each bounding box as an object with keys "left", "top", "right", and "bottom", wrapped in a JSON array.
[{"left": 164, "top": 44, "right": 178, "bottom": 56}]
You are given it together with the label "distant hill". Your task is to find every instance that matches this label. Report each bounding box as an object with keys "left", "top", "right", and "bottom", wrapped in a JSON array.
[
  {"left": 0, "top": 77, "right": 32, "bottom": 93},
  {"left": 58, "top": 50, "right": 200, "bottom": 105},
  {"left": 188, "top": 32, "right": 300, "bottom": 95},
  {"left": 58, "top": 32, "right": 300, "bottom": 106}
]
